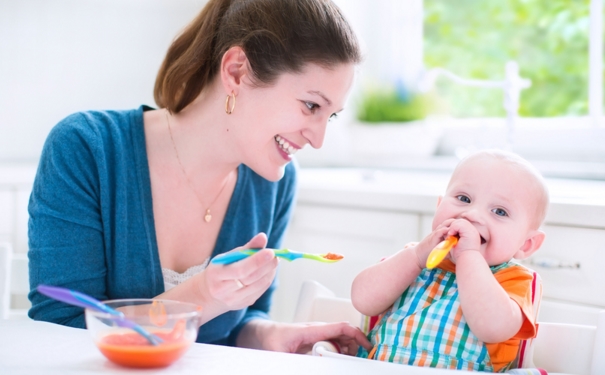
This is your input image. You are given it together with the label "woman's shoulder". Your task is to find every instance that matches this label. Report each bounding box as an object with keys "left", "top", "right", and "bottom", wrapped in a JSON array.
[
  {"left": 43, "top": 106, "right": 149, "bottom": 162},
  {"left": 48, "top": 106, "right": 144, "bottom": 142}
]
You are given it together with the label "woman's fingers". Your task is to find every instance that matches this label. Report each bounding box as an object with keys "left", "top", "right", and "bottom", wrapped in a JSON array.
[
  {"left": 294, "top": 322, "right": 371, "bottom": 354},
  {"left": 240, "top": 232, "right": 268, "bottom": 251},
  {"left": 203, "top": 233, "right": 278, "bottom": 311},
  {"left": 226, "top": 251, "right": 277, "bottom": 292},
  {"left": 324, "top": 323, "right": 372, "bottom": 351},
  {"left": 236, "top": 249, "right": 278, "bottom": 286},
  {"left": 218, "top": 248, "right": 276, "bottom": 285}
]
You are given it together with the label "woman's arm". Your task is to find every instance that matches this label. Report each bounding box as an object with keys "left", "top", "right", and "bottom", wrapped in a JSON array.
[
  {"left": 236, "top": 319, "right": 371, "bottom": 354},
  {"left": 28, "top": 115, "right": 107, "bottom": 327}
]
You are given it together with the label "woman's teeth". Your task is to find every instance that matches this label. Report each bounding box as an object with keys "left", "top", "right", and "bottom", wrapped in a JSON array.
[{"left": 275, "top": 135, "right": 298, "bottom": 155}]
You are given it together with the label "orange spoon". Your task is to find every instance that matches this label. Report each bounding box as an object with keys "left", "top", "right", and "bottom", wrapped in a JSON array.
[{"left": 426, "top": 236, "right": 458, "bottom": 269}]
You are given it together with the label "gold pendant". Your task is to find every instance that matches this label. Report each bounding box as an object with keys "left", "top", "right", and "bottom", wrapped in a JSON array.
[{"left": 204, "top": 209, "right": 212, "bottom": 223}]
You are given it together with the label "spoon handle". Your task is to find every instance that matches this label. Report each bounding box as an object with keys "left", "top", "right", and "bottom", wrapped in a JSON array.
[
  {"left": 211, "top": 248, "right": 301, "bottom": 264},
  {"left": 37, "top": 285, "right": 122, "bottom": 316},
  {"left": 426, "top": 236, "right": 458, "bottom": 269},
  {"left": 210, "top": 251, "right": 252, "bottom": 265},
  {"left": 37, "top": 285, "right": 163, "bottom": 346}
]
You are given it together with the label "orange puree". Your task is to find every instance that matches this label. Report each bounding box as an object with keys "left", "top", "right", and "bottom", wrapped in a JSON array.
[
  {"left": 97, "top": 331, "right": 190, "bottom": 368},
  {"left": 323, "top": 252, "right": 344, "bottom": 260}
]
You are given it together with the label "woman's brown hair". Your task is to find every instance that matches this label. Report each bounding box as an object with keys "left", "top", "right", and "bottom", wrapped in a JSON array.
[{"left": 154, "top": 0, "right": 361, "bottom": 113}]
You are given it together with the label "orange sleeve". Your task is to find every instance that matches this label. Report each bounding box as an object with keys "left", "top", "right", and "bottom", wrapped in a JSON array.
[
  {"left": 495, "top": 265, "right": 538, "bottom": 339},
  {"left": 438, "top": 259, "right": 538, "bottom": 338},
  {"left": 486, "top": 265, "right": 539, "bottom": 371}
]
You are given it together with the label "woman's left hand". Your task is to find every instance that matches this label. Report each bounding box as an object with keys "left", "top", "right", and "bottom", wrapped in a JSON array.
[{"left": 238, "top": 320, "right": 372, "bottom": 355}]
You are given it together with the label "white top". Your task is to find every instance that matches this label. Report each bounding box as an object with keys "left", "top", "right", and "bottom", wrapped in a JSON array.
[{"left": 161, "top": 258, "right": 209, "bottom": 291}]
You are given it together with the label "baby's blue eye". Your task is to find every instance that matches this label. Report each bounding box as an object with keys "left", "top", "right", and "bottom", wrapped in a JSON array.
[
  {"left": 457, "top": 195, "right": 471, "bottom": 203},
  {"left": 493, "top": 208, "right": 508, "bottom": 217},
  {"left": 305, "top": 102, "right": 319, "bottom": 112}
]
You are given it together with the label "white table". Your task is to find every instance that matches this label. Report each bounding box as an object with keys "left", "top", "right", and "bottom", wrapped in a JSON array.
[{"left": 0, "top": 319, "right": 478, "bottom": 375}]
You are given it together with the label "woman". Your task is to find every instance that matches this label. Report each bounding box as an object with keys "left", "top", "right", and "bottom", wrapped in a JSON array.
[{"left": 28, "top": 0, "right": 369, "bottom": 354}]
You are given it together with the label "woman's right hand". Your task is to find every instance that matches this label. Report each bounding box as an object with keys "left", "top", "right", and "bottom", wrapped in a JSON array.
[{"left": 194, "top": 232, "right": 278, "bottom": 324}]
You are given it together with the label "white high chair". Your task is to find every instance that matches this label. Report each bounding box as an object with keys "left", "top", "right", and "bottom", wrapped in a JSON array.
[
  {"left": 293, "top": 279, "right": 362, "bottom": 327},
  {"left": 521, "top": 313, "right": 605, "bottom": 375},
  {"left": 0, "top": 242, "right": 30, "bottom": 319},
  {"left": 294, "top": 279, "right": 605, "bottom": 375}
]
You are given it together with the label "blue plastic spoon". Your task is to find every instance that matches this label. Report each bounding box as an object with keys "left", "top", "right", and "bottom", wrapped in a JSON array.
[{"left": 37, "top": 285, "right": 163, "bottom": 346}]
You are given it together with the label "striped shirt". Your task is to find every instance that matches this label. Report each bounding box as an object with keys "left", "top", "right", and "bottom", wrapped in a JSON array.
[{"left": 358, "top": 259, "right": 538, "bottom": 372}]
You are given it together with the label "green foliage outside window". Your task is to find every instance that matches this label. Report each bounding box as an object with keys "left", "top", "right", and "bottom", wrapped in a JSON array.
[
  {"left": 424, "top": 0, "right": 590, "bottom": 117},
  {"left": 356, "top": 84, "right": 436, "bottom": 123}
]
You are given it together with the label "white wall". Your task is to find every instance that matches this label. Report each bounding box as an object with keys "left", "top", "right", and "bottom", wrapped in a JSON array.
[
  {"left": 0, "top": 0, "right": 207, "bottom": 162},
  {"left": 334, "top": 0, "right": 423, "bottom": 88},
  {"left": 0, "top": 0, "right": 422, "bottom": 164}
]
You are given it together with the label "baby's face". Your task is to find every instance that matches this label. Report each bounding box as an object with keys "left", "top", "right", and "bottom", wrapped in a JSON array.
[{"left": 432, "top": 156, "right": 540, "bottom": 266}]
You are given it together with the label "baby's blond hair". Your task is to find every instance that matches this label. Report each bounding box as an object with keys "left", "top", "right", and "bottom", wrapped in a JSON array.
[{"left": 453, "top": 149, "right": 549, "bottom": 228}]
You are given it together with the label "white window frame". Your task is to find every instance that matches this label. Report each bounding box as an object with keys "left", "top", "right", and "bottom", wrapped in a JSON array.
[{"left": 589, "top": 0, "right": 603, "bottom": 126}]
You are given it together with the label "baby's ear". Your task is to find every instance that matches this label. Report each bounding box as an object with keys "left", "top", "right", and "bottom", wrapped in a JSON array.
[
  {"left": 514, "top": 230, "right": 546, "bottom": 260},
  {"left": 436, "top": 196, "right": 442, "bottom": 208}
]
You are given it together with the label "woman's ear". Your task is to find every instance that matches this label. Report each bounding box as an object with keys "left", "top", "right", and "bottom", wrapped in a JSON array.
[
  {"left": 514, "top": 230, "right": 546, "bottom": 260},
  {"left": 219, "top": 46, "right": 250, "bottom": 95}
]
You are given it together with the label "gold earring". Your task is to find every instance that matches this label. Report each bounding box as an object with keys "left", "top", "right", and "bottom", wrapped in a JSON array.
[{"left": 225, "top": 91, "right": 236, "bottom": 114}]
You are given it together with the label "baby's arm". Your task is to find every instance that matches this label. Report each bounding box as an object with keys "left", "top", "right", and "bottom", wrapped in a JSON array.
[
  {"left": 351, "top": 246, "right": 421, "bottom": 316},
  {"left": 449, "top": 220, "right": 524, "bottom": 343},
  {"left": 351, "top": 223, "right": 452, "bottom": 317}
]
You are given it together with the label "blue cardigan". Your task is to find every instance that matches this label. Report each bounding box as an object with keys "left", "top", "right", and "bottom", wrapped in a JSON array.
[{"left": 27, "top": 105, "right": 297, "bottom": 346}]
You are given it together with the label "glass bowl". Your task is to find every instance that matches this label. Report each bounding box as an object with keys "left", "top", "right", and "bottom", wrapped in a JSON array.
[{"left": 85, "top": 299, "right": 202, "bottom": 368}]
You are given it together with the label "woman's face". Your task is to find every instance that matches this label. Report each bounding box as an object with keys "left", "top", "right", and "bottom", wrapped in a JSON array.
[{"left": 234, "top": 62, "right": 355, "bottom": 181}]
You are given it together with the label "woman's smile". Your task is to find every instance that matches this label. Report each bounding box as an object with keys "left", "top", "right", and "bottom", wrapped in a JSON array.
[{"left": 274, "top": 135, "right": 300, "bottom": 159}]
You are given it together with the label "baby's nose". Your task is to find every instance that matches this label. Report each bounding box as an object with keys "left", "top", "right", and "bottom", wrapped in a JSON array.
[{"left": 460, "top": 209, "right": 482, "bottom": 223}]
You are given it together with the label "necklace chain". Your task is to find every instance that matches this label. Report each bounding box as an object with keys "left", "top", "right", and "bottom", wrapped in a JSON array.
[{"left": 165, "top": 110, "right": 230, "bottom": 223}]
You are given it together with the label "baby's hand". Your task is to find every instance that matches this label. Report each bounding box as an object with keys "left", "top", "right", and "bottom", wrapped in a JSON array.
[
  {"left": 412, "top": 219, "right": 456, "bottom": 268},
  {"left": 446, "top": 219, "right": 482, "bottom": 259}
]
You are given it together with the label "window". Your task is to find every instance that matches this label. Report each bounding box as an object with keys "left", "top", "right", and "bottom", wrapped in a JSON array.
[
  {"left": 423, "top": 0, "right": 600, "bottom": 120},
  {"left": 301, "top": 1, "right": 605, "bottom": 179}
]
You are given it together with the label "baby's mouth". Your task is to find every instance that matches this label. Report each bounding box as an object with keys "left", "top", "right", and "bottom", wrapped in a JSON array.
[{"left": 274, "top": 135, "right": 299, "bottom": 155}]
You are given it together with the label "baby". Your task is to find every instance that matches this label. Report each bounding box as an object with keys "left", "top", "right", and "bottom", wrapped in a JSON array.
[{"left": 351, "top": 149, "right": 549, "bottom": 372}]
